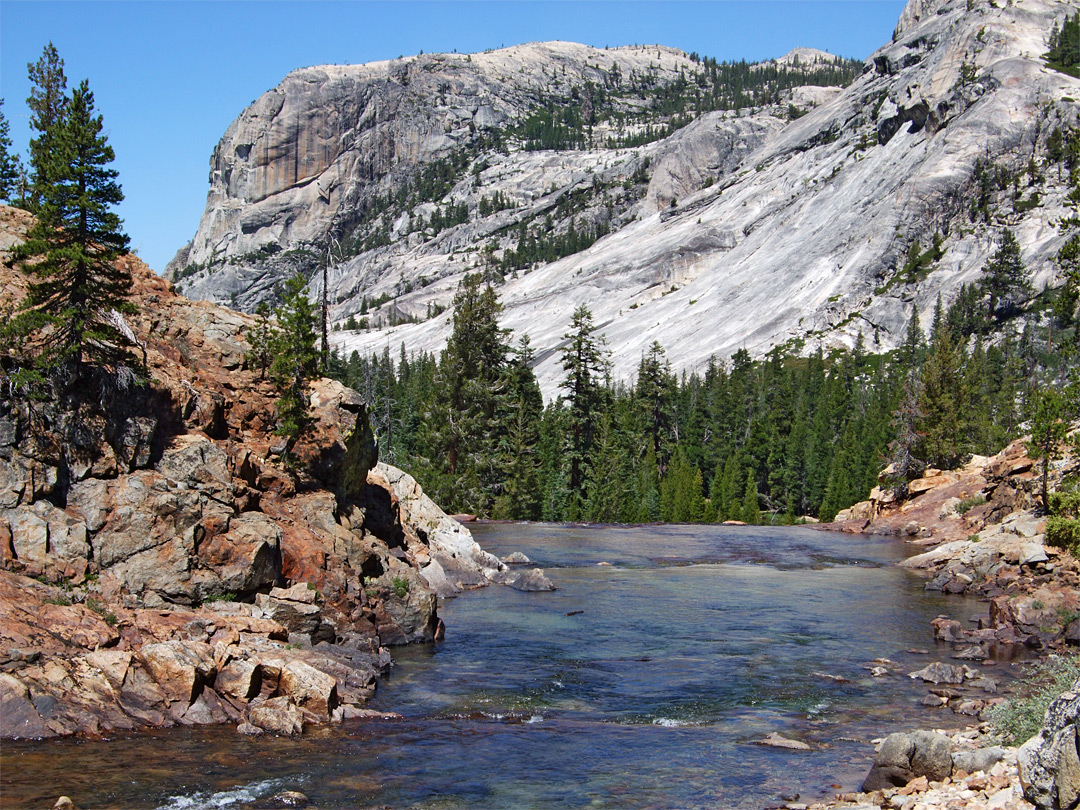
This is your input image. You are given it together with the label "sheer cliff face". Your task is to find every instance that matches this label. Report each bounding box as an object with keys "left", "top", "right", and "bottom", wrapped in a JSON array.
[{"left": 172, "top": 0, "right": 1079, "bottom": 395}]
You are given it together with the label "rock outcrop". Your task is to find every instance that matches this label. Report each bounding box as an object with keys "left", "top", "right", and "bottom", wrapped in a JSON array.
[
  {"left": 0, "top": 207, "right": 546, "bottom": 738},
  {"left": 170, "top": 0, "right": 1078, "bottom": 396},
  {"left": 1018, "top": 678, "right": 1080, "bottom": 810},
  {"left": 835, "top": 438, "right": 1080, "bottom": 632}
]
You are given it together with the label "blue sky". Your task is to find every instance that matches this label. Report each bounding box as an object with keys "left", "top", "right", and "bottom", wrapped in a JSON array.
[{"left": 1, "top": 1, "right": 906, "bottom": 274}]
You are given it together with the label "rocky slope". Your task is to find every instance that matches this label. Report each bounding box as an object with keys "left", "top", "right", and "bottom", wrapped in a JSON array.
[
  {"left": 0, "top": 205, "right": 550, "bottom": 740},
  {"left": 169, "top": 0, "right": 1078, "bottom": 396}
]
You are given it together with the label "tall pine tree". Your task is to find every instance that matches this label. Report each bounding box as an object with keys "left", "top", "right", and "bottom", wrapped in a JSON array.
[
  {"left": 15, "top": 78, "right": 135, "bottom": 375},
  {"left": 917, "top": 321, "right": 966, "bottom": 469},
  {"left": 0, "top": 100, "right": 24, "bottom": 204},
  {"left": 981, "top": 229, "right": 1032, "bottom": 323},
  {"left": 269, "top": 274, "right": 321, "bottom": 453},
  {"left": 493, "top": 335, "right": 544, "bottom": 520},
  {"left": 422, "top": 274, "right": 508, "bottom": 513},
  {"left": 559, "top": 304, "right": 609, "bottom": 514}
]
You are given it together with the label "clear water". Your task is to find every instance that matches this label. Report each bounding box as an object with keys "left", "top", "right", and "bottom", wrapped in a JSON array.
[{"left": 1, "top": 523, "right": 1018, "bottom": 809}]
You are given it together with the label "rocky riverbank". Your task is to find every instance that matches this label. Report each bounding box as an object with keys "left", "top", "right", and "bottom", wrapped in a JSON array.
[
  {"left": 796, "top": 673, "right": 1080, "bottom": 810},
  {"left": 835, "top": 438, "right": 1079, "bottom": 653},
  {"left": 0, "top": 205, "right": 552, "bottom": 740},
  {"left": 823, "top": 439, "right": 1080, "bottom": 810}
]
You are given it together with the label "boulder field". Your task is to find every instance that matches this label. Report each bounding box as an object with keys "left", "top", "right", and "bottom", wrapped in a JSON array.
[{"left": 0, "top": 205, "right": 552, "bottom": 739}]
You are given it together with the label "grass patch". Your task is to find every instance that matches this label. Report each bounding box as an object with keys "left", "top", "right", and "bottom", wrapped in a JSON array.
[
  {"left": 957, "top": 494, "right": 987, "bottom": 515},
  {"left": 202, "top": 591, "right": 237, "bottom": 604}
]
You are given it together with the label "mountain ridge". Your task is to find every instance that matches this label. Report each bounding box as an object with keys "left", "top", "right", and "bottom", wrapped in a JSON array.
[{"left": 168, "top": 0, "right": 1078, "bottom": 396}]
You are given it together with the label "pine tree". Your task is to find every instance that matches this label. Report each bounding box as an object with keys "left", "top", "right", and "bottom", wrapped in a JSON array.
[
  {"left": 0, "top": 100, "right": 24, "bottom": 204},
  {"left": 740, "top": 469, "right": 760, "bottom": 524},
  {"left": 1054, "top": 235, "right": 1080, "bottom": 327},
  {"left": 897, "top": 303, "right": 925, "bottom": 372},
  {"left": 493, "top": 335, "right": 543, "bottom": 520},
  {"left": 584, "top": 410, "right": 628, "bottom": 522},
  {"left": 634, "top": 442, "right": 662, "bottom": 522},
  {"left": 245, "top": 302, "right": 274, "bottom": 380},
  {"left": 635, "top": 341, "right": 674, "bottom": 463},
  {"left": 269, "top": 274, "right": 320, "bottom": 451},
  {"left": 1027, "top": 386, "right": 1067, "bottom": 510},
  {"left": 422, "top": 274, "right": 508, "bottom": 513},
  {"left": 1048, "top": 11, "right": 1080, "bottom": 68},
  {"left": 560, "top": 305, "right": 609, "bottom": 507},
  {"left": 917, "top": 324, "right": 966, "bottom": 469},
  {"left": 712, "top": 453, "right": 744, "bottom": 522},
  {"left": 660, "top": 447, "right": 704, "bottom": 522},
  {"left": 14, "top": 79, "right": 135, "bottom": 374},
  {"left": 885, "top": 371, "right": 924, "bottom": 498},
  {"left": 981, "top": 229, "right": 1031, "bottom": 322},
  {"left": 26, "top": 43, "right": 68, "bottom": 212}
]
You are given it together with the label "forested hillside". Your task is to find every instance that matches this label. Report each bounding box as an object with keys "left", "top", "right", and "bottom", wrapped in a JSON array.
[{"left": 327, "top": 219, "right": 1080, "bottom": 522}]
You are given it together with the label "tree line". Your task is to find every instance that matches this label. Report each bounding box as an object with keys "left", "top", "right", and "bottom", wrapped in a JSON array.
[{"left": 1048, "top": 10, "right": 1080, "bottom": 71}]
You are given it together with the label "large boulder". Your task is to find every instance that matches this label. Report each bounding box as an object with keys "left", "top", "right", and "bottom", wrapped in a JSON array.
[
  {"left": 194, "top": 511, "right": 282, "bottom": 598},
  {"left": 276, "top": 659, "right": 339, "bottom": 720},
  {"left": 862, "top": 730, "right": 953, "bottom": 791},
  {"left": 1019, "top": 678, "right": 1080, "bottom": 810},
  {"left": 139, "top": 640, "right": 216, "bottom": 705},
  {"left": 0, "top": 672, "right": 50, "bottom": 738},
  {"left": 371, "top": 564, "right": 438, "bottom": 645},
  {"left": 255, "top": 591, "right": 323, "bottom": 638},
  {"left": 369, "top": 463, "right": 516, "bottom": 596},
  {"left": 246, "top": 695, "right": 304, "bottom": 735}
]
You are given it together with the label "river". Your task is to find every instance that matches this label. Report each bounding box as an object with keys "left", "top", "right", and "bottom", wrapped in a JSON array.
[{"left": 1, "top": 523, "right": 1020, "bottom": 809}]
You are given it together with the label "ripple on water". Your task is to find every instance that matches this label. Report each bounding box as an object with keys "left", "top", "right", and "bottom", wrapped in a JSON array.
[{"left": 153, "top": 778, "right": 294, "bottom": 810}]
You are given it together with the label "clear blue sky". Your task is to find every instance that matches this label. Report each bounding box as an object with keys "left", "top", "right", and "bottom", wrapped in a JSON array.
[{"left": 1, "top": 1, "right": 906, "bottom": 274}]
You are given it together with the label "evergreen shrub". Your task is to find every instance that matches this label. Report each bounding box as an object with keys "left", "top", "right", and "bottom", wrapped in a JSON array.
[{"left": 988, "top": 654, "right": 1080, "bottom": 743}]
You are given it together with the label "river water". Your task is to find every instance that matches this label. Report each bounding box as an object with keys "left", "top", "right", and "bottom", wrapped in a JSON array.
[{"left": 2, "top": 523, "right": 1019, "bottom": 809}]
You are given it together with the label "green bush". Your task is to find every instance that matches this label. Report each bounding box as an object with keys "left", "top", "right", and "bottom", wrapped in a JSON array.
[
  {"left": 1047, "top": 488, "right": 1080, "bottom": 555},
  {"left": 1047, "top": 515, "right": 1080, "bottom": 554},
  {"left": 202, "top": 591, "right": 237, "bottom": 604},
  {"left": 392, "top": 577, "right": 409, "bottom": 599},
  {"left": 987, "top": 654, "right": 1080, "bottom": 743}
]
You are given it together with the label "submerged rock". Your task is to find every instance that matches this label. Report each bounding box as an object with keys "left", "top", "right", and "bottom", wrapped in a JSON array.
[
  {"left": 909, "top": 662, "right": 967, "bottom": 685},
  {"left": 757, "top": 732, "right": 812, "bottom": 751},
  {"left": 493, "top": 567, "right": 556, "bottom": 592}
]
